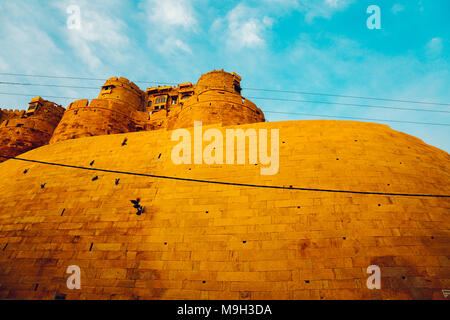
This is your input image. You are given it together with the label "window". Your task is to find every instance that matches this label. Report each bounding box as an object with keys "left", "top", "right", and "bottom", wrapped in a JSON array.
[
  {"left": 234, "top": 83, "right": 241, "bottom": 94},
  {"left": 155, "top": 96, "right": 166, "bottom": 104},
  {"left": 148, "top": 101, "right": 152, "bottom": 107},
  {"left": 172, "top": 97, "right": 177, "bottom": 104},
  {"left": 182, "top": 95, "right": 191, "bottom": 100}
]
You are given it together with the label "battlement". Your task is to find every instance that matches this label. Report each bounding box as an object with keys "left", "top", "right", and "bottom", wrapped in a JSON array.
[
  {"left": 0, "top": 108, "right": 25, "bottom": 123},
  {"left": 2, "top": 70, "right": 265, "bottom": 146},
  {"left": 0, "top": 97, "right": 65, "bottom": 161},
  {"left": 98, "top": 77, "right": 146, "bottom": 110},
  {"left": 195, "top": 69, "right": 242, "bottom": 95}
]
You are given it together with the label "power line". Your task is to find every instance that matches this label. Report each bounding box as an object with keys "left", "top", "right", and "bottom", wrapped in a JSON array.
[
  {"left": 263, "top": 110, "right": 450, "bottom": 126},
  {"left": 0, "top": 92, "right": 449, "bottom": 127},
  {"left": 1, "top": 154, "right": 448, "bottom": 198},
  {"left": 244, "top": 88, "right": 450, "bottom": 107},
  {"left": 247, "top": 96, "right": 450, "bottom": 114},
  {"left": 1, "top": 72, "right": 449, "bottom": 106},
  {"left": 0, "top": 72, "right": 177, "bottom": 85},
  {"left": 0, "top": 92, "right": 82, "bottom": 100},
  {"left": 1, "top": 81, "right": 449, "bottom": 114},
  {"left": 0, "top": 81, "right": 98, "bottom": 90}
]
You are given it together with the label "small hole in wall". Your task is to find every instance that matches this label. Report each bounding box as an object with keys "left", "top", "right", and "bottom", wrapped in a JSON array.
[
  {"left": 431, "top": 236, "right": 434, "bottom": 239},
  {"left": 61, "top": 208, "right": 65, "bottom": 216},
  {"left": 2, "top": 243, "right": 8, "bottom": 251},
  {"left": 387, "top": 184, "right": 390, "bottom": 186},
  {"left": 402, "top": 276, "right": 406, "bottom": 280},
  {"left": 89, "top": 242, "right": 93, "bottom": 251},
  {"left": 107, "top": 131, "right": 110, "bottom": 135},
  {"left": 242, "top": 241, "right": 247, "bottom": 244},
  {"left": 158, "top": 153, "right": 161, "bottom": 159},
  {"left": 164, "top": 242, "right": 167, "bottom": 245},
  {"left": 115, "top": 178, "right": 120, "bottom": 185},
  {"left": 54, "top": 293, "right": 66, "bottom": 300},
  {"left": 378, "top": 204, "right": 381, "bottom": 207},
  {"left": 336, "top": 158, "right": 339, "bottom": 160},
  {"left": 205, "top": 211, "right": 208, "bottom": 214},
  {"left": 23, "top": 169, "right": 28, "bottom": 174},
  {"left": 90, "top": 160, "right": 95, "bottom": 166},
  {"left": 297, "top": 206, "right": 301, "bottom": 209},
  {"left": 305, "top": 280, "right": 310, "bottom": 284},
  {"left": 202, "top": 281, "right": 206, "bottom": 284},
  {"left": 289, "top": 185, "right": 293, "bottom": 188},
  {"left": 122, "top": 138, "right": 127, "bottom": 146},
  {"left": 342, "top": 237, "right": 346, "bottom": 240},
  {"left": 92, "top": 176, "right": 98, "bottom": 181},
  {"left": 40, "top": 183, "right": 46, "bottom": 189},
  {"left": 34, "top": 284, "right": 39, "bottom": 291}
]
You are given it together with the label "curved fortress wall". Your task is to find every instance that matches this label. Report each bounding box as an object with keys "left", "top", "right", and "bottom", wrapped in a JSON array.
[{"left": 0, "top": 120, "right": 448, "bottom": 300}]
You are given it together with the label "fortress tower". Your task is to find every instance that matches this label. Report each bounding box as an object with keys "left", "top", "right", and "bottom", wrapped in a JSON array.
[
  {"left": 168, "top": 70, "right": 264, "bottom": 130},
  {"left": 0, "top": 97, "right": 64, "bottom": 162},
  {"left": 49, "top": 77, "right": 147, "bottom": 144},
  {"left": 48, "top": 70, "right": 265, "bottom": 144}
]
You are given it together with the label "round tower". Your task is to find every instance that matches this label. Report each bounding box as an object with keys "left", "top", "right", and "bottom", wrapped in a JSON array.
[
  {"left": 98, "top": 77, "right": 146, "bottom": 111},
  {"left": 168, "top": 70, "right": 265, "bottom": 130},
  {"left": 195, "top": 69, "right": 243, "bottom": 95},
  {"left": 50, "top": 77, "right": 146, "bottom": 144}
]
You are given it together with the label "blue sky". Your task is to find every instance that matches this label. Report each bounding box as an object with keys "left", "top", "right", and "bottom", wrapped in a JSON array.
[{"left": 0, "top": 0, "right": 449, "bottom": 151}]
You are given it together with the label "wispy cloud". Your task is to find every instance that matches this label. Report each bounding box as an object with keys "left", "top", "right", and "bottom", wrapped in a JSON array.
[
  {"left": 212, "top": 4, "right": 274, "bottom": 50},
  {"left": 391, "top": 4, "right": 405, "bottom": 14},
  {"left": 140, "top": 0, "right": 198, "bottom": 55},
  {"left": 53, "top": 0, "right": 131, "bottom": 70},
  {"left": 425, "top": 37, "right": 443, "bottom": 58},
  {"left": 296, "top": 0, "right": 355, "bottom": 22}
]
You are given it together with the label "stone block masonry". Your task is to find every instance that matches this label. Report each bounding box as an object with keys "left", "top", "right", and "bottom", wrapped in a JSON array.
[{"left": 0, "top": 119, "right": 448, "bottom": 299}]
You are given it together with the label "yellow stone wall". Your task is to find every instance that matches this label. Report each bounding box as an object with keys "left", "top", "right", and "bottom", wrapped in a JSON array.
[{"left": 0, "top": 120, "right": 448, "bottom": 300}]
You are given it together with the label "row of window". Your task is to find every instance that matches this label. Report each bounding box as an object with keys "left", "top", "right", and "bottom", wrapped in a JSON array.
[{"left": 155, "top": 97, "right": 166, "bottom": 104}]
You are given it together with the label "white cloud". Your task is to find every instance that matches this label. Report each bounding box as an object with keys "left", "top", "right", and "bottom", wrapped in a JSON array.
[
  {"left": 426, "top": 37, "right": 443, "bottom": 57},
  {"left": 391, "top": 4, "right": 405, "bottom": 14},
  {"left": 144, "top": 0, "right": 197, "bottom": 30},
  {"left": 140, "top": 0, "right": 198, "bottom": 56},
  {"left": 212, "top": 4, "right": 274, "bottom": 50},
  {"left": 296, "top": 0, "right": 355, "bottom": 22},
  {"left": 54, "top": 0, "right": 130, "bottom": 69}
]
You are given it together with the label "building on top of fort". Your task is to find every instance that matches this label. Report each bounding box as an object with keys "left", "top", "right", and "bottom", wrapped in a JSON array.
[
  {"left": 49, "top": 69, "right": 264, "bottom": 143},
  {"left": 0, "top": 69, "right": 264, "bottom": 158}
]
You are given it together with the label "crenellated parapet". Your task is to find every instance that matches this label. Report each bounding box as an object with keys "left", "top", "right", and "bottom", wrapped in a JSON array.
[
  {"left": 0, "top": 97, "right": 65, "bottom": 161},
  {"left": 2, "top": 70, "right": 265, "bottom": 149}
]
